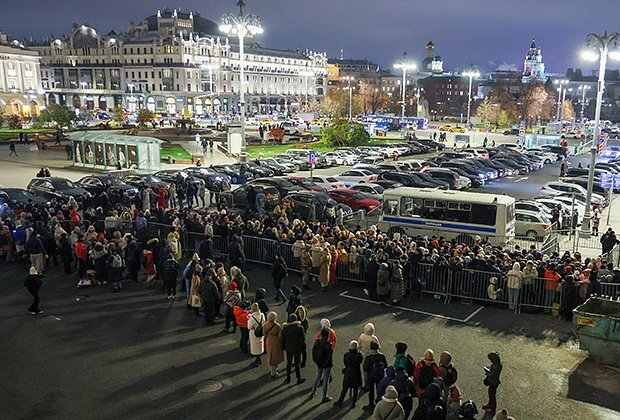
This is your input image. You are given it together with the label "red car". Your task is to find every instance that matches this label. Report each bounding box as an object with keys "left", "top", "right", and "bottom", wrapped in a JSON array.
[
  {"left": 326, "top": 189, "right": 381, "bottom": 212},
  {"left": 285, "top": 176, "right": 327, "bottom": 192}
]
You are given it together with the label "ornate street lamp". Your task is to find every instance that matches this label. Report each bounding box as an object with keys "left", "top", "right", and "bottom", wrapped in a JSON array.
[
  {"left": 463, "top": 67, "right": 480, "bottom": 129},
  {"left": 219, "top": 0, "right": 263, "bottom": 162},
  {"left": 393, "top": 52, "right": 416, "bottom": 122}
]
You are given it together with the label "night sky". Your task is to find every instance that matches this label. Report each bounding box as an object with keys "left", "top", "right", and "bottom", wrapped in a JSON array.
[{"left": 3, "top": 0, "right": 619, "bottom": 74}]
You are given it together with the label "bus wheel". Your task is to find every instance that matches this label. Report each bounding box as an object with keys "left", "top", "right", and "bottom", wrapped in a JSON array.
[
  {"left": 455, "top": 234, "right": 474, "bottom": 246},
  {"left": 387, "top": 226, "right": 405, "bottom": 238}
]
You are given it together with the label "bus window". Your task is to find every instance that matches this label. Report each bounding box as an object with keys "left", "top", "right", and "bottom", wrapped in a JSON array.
[
  {"left": 506, "top": 203, "right": 515, "bottom": 224},
  {"left": 400, "top": 197, "right": 423, "bottom": 217},
  {"left": 445, "top": 202, "right": 472, "bottom": 223},
  {"left": 471, "top": 204, "right": 497, "bottom": 226},
  {"left": 384, "top": 200, "right": 398, "bottom": 215},
  {"left": 424, "top": 200, "right": 446, "bottom": 220}
]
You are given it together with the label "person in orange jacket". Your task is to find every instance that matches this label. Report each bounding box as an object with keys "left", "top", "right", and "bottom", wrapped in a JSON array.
[
  {"left": 75, "top": 236, "right": 87, "bottom": 278},
  {"left": 234, "top": 300, "right": 251, "bottom": 354},
  {"left": 316, "top": 318, "right": 337, "bottom": 351},
  {"left": 543, "top": 264, "right": 562, "bottom": 313}
]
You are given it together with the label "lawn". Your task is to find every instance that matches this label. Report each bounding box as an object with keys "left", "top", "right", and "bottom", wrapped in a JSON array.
[
  {"left": 0, "top": 128, "right": 55, "bottom": 142},
  {"left": 160, "top": 143, "right": 192, "bottom": 161}
]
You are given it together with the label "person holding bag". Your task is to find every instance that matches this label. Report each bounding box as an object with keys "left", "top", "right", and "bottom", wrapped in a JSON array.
[
  {"left": 248, "top": 302, "right": 266, "bottom": 367},
  {"left": 188, "top": 265, "right": 203, "bottom": 316}
]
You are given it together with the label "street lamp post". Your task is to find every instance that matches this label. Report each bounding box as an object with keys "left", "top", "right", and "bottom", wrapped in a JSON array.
[
  {"left": 414, "top": 87, "right": 422, "bottom": 118},
  {"left": 393, "top": 52, "right": 416, "bottom": 123},
  {"left": 219, "top": 0, "right": 263, "bottom": 163},
  {"left": 343, "top": 76, "right": 354, "bottom": 120},
  {"left": 580, "top": 31, "right": 620, "bottom": 237},
  {"left": 127, "top": 83, "right": 135, "bottom": 112},
  {"left": 578, "top": 85, "right": 591, "bottom": 121},
  {"left": 554, "top": 79, "right": 568, "bottom": 122},
  {"left": 201, "top": 63, "right": 219, "bottom": 114},
  {"left": 463, "top": 68, "right": 480, "bottom": 129},
  {"left": 299, "top": 70, "right": 313, "bottom": 112}
]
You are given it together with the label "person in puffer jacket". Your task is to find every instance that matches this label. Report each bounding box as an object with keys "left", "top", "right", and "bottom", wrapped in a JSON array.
[{"left": 377, "top": 263, "right": 391, "bottom": 302}]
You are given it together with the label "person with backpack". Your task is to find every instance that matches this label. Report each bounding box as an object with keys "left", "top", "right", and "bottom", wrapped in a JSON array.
[
  {"left": 438, "top": 351, "right": 458, "bottom": 396},
  {"left": 263, "top": 311, "right": 284, "bottom": 378},
  {"left": 371, "top": 385, "right": 405, "bottom": 420},
  {"left": 390, "top": 366, "right": 416, "bottom": 418},
  {"left": 376, "top": 366, "right": 396, "bottom": 404},
  {"left": 223, "top": 282, "right": 241, "bottom": 333},
  {"left": 393, "top": 342, "right": 413, "bottom": 376},
  {"left": 310, "top": 328, "right": 334, "bottom": 403},
  {"left": 334, "top": 340, "right": 363, "bottom": 409},
  {"left": 286, "top": 285, "right": 302, "bottom": 317},
  {"left": 107, "top": 243, "right": 124, "bottom": 292},
  {"left": 413, "top": 349, "right": 441, "bottom": 398},
  {"left": 363, "top": 341, "right": 388, "bottom": 411},
  {"left": 412, "top": 382, "right": 446, "bottom": 420},
  {"left": 161, "top": 251, "right": 180, "bottom": 300},
  {"left": 247, "top": 302, "right": 266, "bottom": 367}
]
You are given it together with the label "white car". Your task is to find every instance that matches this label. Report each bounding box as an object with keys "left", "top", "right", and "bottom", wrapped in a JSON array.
[
  {"left": 515, "top": 200, "right": 552, "bottom": 217},
  {"left": 350, "top": 183, "right": 385, "bottom": 196},
  {"left": 463, "top": 148, "right": 490, "bottom": 159},
  {"left": 323, "top": 152, "right": 357, "bottom": 166},
  {"left": 373, "top": 144, "right": 401, "bottom": 157},
  {"left": 515, "top": 209, "right": 552, "bottom": 240},
  {"left": 335, "top": 169, "right": 378, "bottom": 187},
  {"left": 309, "top": 176, "right": 346, "bottom": 191},
  {"left": 540, "top": 181, "right": 587, "bottom": 198},
  {"left": 603, "top": 146, "right": 620, "bottom": 160},
  {"left": 556, "top": 191, "right": 607, "bottom": 208},
  {"left": 536, "top": 197, "right": 586, "bottom": 218},
  {"left": 397, "top": 160, "right": 425, "bottom": 172},
  {"left": 527, "top": 149, "right": 558, "bottom": 164},
  {"left": 354, "top": 156, "right": 385, "bottom": 166},
  {"left": 357, "top": 146, "right": 384, "bottom": 156},
  {"left": 523, "top": 153, "right": 546, "bottom": 167}
]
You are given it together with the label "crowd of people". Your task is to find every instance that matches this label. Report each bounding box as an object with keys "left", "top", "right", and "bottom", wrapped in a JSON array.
[{"left": 4, "top": 167, "right": 620, "bottom": 418}]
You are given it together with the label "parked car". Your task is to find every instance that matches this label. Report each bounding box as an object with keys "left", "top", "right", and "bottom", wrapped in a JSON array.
[
  {"left": 515, "top": 210, "right": 552, "bottom": 240},
  {"left": 254, "top": 159, "right": 290, "bottom": 175},
  {"left": 76, "top": 175, "right": 138, "bottom": 197},
  {"left": 283, "top": 190, "right": 350, "bottom": 221},
  {"left": 326, "top": 189, "right": 382, "bottom": 212},
  {"left": 123, "top": 173, "right": 169, "bottom": 190},
  {"left": 350, "top": 183, "right": 385, "bottom": 196},
  {"left": 211, "top": 164, "right": 254, "bottom": 184},
  {"left": 0, "top": 188, "right": 48, "bottom": 208},
  {"left": 335, "top": 169, "right": 378, "bottom": 186},
  {"left": 309, "top": 176, "right": 346, "bottom": 191},
  {"left": 416, "top": 138, "right": 445, "bottom": 150},
  {"left": 245, "top": 177, "right": 303, "bottom": 197},
  {"left": 221, "top": 181, "right": 281, "bottom": 213},
  {"left": 373, "top": 180, "right": 403, "bottom": 190},
  {"left": 285, "top": 176, "right": 327, "bottom": 192},
  {"left": 502, "top": 128, "right": 519, "bottom": 135},
  {"left": 275, "top": 154, "right": 309, "bottom": 171},
  {"left": 540, "top": 181, "right": 587, "bottom": 199},
  {"left": 354, "top": 156, "right": 385, "bottom": 166},
  {"left": 323, "top": 152, "right": 357, "bottom": 166},
  {"left": 379, "top": 172, "right": 439, "bottom": 189},
  {"left": 422, "top": 168, "right": 470, "bottom": 190},
  {"left": 462, "top": 148, "right": 490, "bottom": 159},
  {"left": 184, "top": 167, "right": 232, "bottom": 191},
  {"left": 27, "top": 177, "right": 90, "bottom": 203},
  {"left": 515, "top": 200, "right": 553, "bottom": 217},
  {"left": 540, "top": 145, "right": 568, "bottom": 159}
]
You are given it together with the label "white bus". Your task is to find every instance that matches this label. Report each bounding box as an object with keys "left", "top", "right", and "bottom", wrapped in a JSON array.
[{"left": 379, "top": 187, "right": 516, "bottom": 246}]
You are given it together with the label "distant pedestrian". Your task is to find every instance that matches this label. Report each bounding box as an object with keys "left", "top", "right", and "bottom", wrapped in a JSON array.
[
  {"left": 223, "top": 282, "right": 241, "bottom": 333},
  {"left": 161, "top": 252, "right": 179, "bottom": 300},
  {"left": 281, "top": 313, "right": 306, "bottom": 384},
  {"left": 310, "top": 328, "right": 334, "bottom": 403},
  {"left": 271, "top": 254, "right": 288, "bottom": 303},
  {"left": 24, "top": 266, "right": 43, "bottom": 315},
  {"left": 9, "top": 142, "right": 17, "bottom": 157},
  {"left": 560, "top": 161, "right": 567, "bottom": 176},
  {"left": 248, "top": 302, "right": 266, "bottom": 366},
  {"left": 234, "top": 300, "right": 251, "bottom": 353},
  {"left": 264, "top": 311, "right": 284, "bottom": 378},
  {"left": 482, "top": 352, "right": 503, "bottom": 414},
  {"left": 334, "top": 340, "right": 363, "bottom": 409},
  {"left": 363, "top": 341, "right": 387, "bottom": 411},
  {"left": 55, "top": 129, "right": 62, "bottom": 145}
]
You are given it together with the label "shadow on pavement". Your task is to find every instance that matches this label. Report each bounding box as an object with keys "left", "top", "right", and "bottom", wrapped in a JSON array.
[{"left": 567, "top": 357, "right": 620, "bottom": 413}]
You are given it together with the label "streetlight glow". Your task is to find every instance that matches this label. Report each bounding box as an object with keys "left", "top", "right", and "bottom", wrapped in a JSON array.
[
  {"left": 393, "top": 52, "right": 416, "bottom": 122},
  {"left": 463, "top": 67, "right": 480, "bottom": 129},
  {"left": 581, "top": 49, "right": 599, "bottom": 62},
  {"left": 219, "top": 0, "right": 264, "bottom": 163}
]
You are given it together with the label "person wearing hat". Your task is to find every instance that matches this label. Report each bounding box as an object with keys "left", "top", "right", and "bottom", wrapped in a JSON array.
[
  {"left": 334, "top": 340, "right": 363, "bottom": 409},
  {"left": 300, "top": 243, "right": 314, "bottom": 290},
  {"left": 371, "top": 384, "right": 405, "bottom": 420},
  {"left": 223, "top": 281, "right": 241, "bottom": 333},
  {"left": 24, "top": 266, "right": 43, "bottom": 315}
]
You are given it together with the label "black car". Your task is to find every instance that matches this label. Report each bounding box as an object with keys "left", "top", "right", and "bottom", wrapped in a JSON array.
[
  {"left": 409, "top": 172, "right": 450, "bottom": 189},
  {"left": 245, "top": 177, "right": 303, "bottom": 197},
  {"left": 283, "top": 190, "right": 351, "bottom": 221},
  {"left": 230, "top": 163, "right": 273, "bottom": 179},
  {"left": 447, "top": 167, "right": 484, "bottom": 188},
  {"left": 76, "top": 175, "right": 139, "bottom": 197},
  {"left": 212, "top": 164, "right": 254, "bottom": 184},
  {"left": 492, "top": 158, "right": 528, "bottom": 175},
  {"left": 222, "top": 181, "right": 281, "bottom": 213},
  {"left": 0, "top": 188, "right": 49, "bottom": 208},
  {"left": 27, "top": 177, "right": 90, "bottom": 202},
  {"left": 379, "top": 172, "right": 437, "bottom": 189},
  {"left": 253, "top": 159, "right": 287, "bottom": 176},
  {"left": 503, "top": 128, "right": 519, "bottom": 135},
  {"left": 406, "top": 140, "right": 431, "bottom": 154},
  {"left": 416, "top": 138, "right": 445, "bottom": 150},
  {"left": 540, "top": 145, "right": 568, "bottom": 159},
  {"left": 441, "top": 161, "right": 487, "bottom": 182},
  {"left": 123, "top": 173, "right": 169, "bottom": 189},
  {"left": 373, "top": 180, "right": 403, "bottom": 190}
]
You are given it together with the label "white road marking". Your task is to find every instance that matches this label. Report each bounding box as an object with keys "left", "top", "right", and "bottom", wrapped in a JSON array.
[
  {"left": 514, "top": 177, "right": 529, "bottom": 183},
  {"left": 339, "top": 291, "right": 484, "bottom": 323}
]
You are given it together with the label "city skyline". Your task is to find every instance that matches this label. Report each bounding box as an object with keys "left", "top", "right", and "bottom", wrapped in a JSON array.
[{"left": 2, "top": 0, "right": 618, "bottom": 75}]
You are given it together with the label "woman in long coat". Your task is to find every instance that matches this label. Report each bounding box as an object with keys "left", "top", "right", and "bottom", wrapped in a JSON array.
[
  {"left": 329, "top": 245, "right": 339, "bottom": 287},
  {"left": 390, "top": 259, "right": 405, "bottom": 304},
  {"left": 335, "top": 340, "right": 364, "bottom": 408},
  {"left": 247, "top": 302, "right": 266, "bottom": 367},
  {"left": 263, "top": 311, "right": 284, "bottom": 378},
  {"left": 188, "top": 265, "right": 203, "bottom": 316},
  {"left": 318, "top": 248, "right": 332, "bottom": 289}
]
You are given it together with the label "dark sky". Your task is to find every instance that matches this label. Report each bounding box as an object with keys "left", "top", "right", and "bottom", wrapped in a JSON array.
[{"left": 3, "top": 0, "right": 619, "bottom": 74}]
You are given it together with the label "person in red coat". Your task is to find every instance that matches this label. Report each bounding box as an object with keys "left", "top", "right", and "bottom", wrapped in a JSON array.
[
  {"left": 157, "top": 186, "right": 167, "bottom": 210},
  {"left": 75, "top": 237, "right": 87, "bottom": 278},
  {"left": 143, "top": 239, "right": 158, "bottom": 283},
  {"left": 413, "top": 349, "right": 441, "bottom": 397}
]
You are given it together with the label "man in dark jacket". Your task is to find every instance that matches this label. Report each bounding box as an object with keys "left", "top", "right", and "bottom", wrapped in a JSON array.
[
  {"left": 24, "top": 266, "right": 43, "bottom": 314},
  {"left": 198, "top": 236, "right": 214, "bottom": 261},
  {"left": 281, "top": 314, "right": 306, "bottom": 384},
  {"left": 124, "top": 235, "right": 142, "bottom": 282},
  {"left": 365, "top": 250, "right": 379, "bottom": 301},
  {"left": 390, "top": 366, "right": 416, "bottom": 418},
  {"left": 228, "top": 233, "right": 245, "bottom": 270},
  {"left": 362, "top": 341, "right": 388, "bottom": 411},
  {"left": 161, "top": 252, "right": 179, "bottom": 299},
  {"left": 199, "top": 273, "right": 221, "bottom": 325},
  {"left": 601, "top": 229, "right": 619, "bottom": 257},
  {"left": 59, "top": 233, "right": 73, "bottom": 274},
  {"left": 310, "top": 328, "right": 333, "bottom": 403},
  {"left": 25, "top": 233, "right": 46, "bottom": 274}
]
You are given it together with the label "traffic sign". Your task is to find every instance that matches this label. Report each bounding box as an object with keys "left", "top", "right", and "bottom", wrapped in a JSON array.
[
  {"left": 599, "top": 173, "right": 620, "bottom": 189},
  {"left": 519, "top": 120, "right": 526, "bottom": 136},
  {"left": 308, "top": 151, "right": 317, "bottom": 164}
]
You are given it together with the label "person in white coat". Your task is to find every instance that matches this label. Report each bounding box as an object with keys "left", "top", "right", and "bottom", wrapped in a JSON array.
[
  {"left": 506, "top": 262, "right": 524, "bottom": 311},
  {"left": 357, "top": 322, "right": 381, "bottom": 356},
  {"left": 248, "top": 302, "right": 266, "bottom": 367}
]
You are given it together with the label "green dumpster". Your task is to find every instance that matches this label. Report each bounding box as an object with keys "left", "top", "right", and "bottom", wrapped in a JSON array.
[{"left": 572, "top": 297, "right": 620, "bottom": 367}]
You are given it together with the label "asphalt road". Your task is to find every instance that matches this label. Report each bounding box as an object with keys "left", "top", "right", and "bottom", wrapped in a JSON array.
[{"left": 2, "top": 260, "right": 619, "bottom": 420}]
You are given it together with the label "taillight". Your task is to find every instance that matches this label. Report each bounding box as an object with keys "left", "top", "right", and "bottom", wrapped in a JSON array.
[
  {"left": 604, "top": 193, "right": 609, "bottom": 198},
  {"left": 541, "top": 224, "right": 548, "bottom": 230},
  {"left": 451, "top": 179, "right": 458, "bottom": 187},
  {"left": 541, "top": 186, "right": 546, "bottom": 190}
]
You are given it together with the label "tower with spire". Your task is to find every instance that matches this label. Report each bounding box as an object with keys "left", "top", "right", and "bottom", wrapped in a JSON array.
[{"left": 522, "top": 37, "right": 546, "bottom": 83}]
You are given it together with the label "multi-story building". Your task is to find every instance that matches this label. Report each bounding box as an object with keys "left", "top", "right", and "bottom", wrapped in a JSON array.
[
  {"left": 522, "top": 38, "right": 546, "bottom": 83},
  {"left": 0, "top": 33, "right": 44, "bottom": 117},
  {"left": 418, "top": 74, "right": 478, "bottom": 118},
  {"left": 30, "top": 8, "right": 327, "bottom": 116}
]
